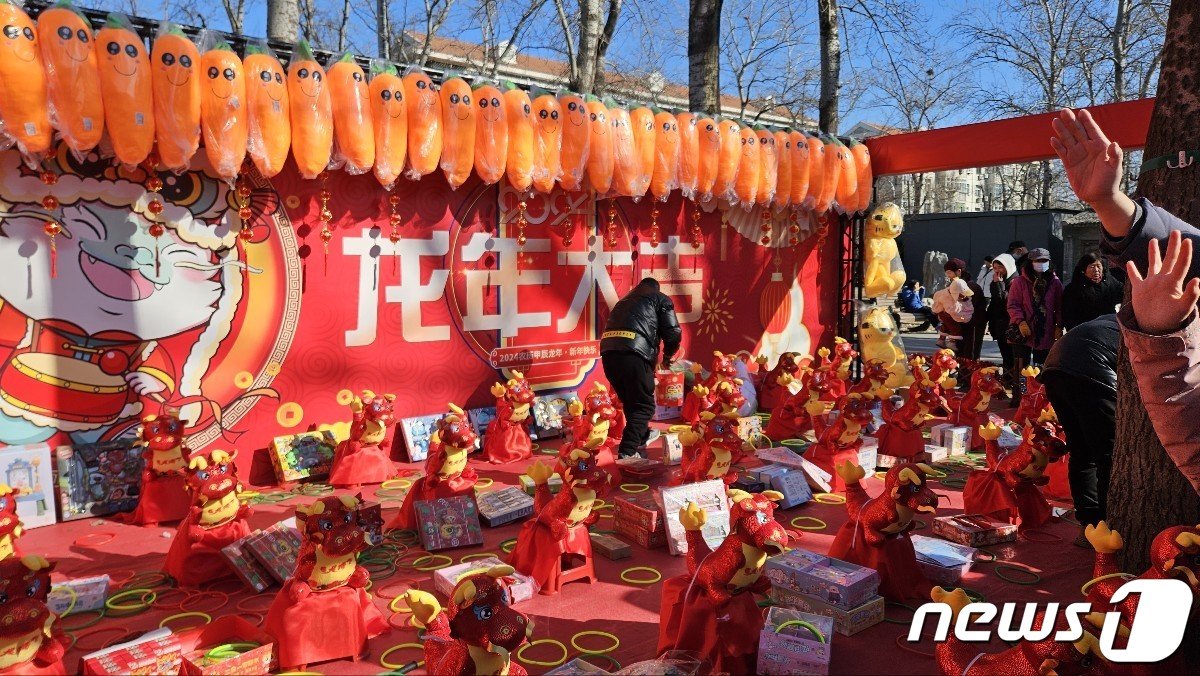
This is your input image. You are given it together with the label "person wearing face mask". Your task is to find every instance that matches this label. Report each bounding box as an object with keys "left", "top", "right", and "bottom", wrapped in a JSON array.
[
  {"left": 1061, "top": 252, "right": 1123, "bottom": 330},
  {"left": 1007, "top": 249, "right": 1063, "bottom": 367}
]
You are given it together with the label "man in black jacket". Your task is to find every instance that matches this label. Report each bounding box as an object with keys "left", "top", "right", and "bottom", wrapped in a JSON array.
[{"left": 600, "top": 278, "right": 683, "bottom": 458}]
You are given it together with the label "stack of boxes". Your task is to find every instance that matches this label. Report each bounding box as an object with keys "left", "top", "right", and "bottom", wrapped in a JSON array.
[
  {"left": 932, "top": 514, "right": 1018, "bottom": 547},
  {"left": 764, "top": 550, "right": 885, "bottom": 637},
  {"left": 930, "top": 423, "right": 971, "bottom": 456},
  {"left": 613, "top": 492, "right": 666, "bottom": 550}
]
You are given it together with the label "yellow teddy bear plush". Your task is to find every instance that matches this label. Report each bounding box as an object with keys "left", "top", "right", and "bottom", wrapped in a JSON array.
[
  {"left": 863, "top": 202, "right": 907, "bottom": 298},
  {"left": 858, "top": 305, "right": 910, "bottom": 388}
]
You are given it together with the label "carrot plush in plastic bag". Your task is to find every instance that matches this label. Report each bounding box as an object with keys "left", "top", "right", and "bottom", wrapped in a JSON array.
[
  {"left": 37, "top": 1, "right": 104, "bottom": 157},
  {"left": 369, "top": 63, "right": 406, "bottom": 189},
  {"left": 629, "top": 106, "right": 655, "bottom": 199},
  {"left": 503, "top": 83, "right": 533, "bottom": 192},
  {"left": 440, "top": 75, "right": 475, "bottom": 189},
  {"left": 150, "top": 24, "right": 200, "bottom": 172},
  {"left": 530, "top": 90, "right": 561, "bottom": 193},
  {"left": 788, "top": 130, "right": 809, "bottom": 206},
  {"left": 328, "top": 53, "right": 374, "bottom": 174},
  {"left": 0, "top": 0, "right": 52, "bottom": 162},
  {"left": 199, "top": 35, "right": 247, "bottom": 182},
  {"left": 473, "top": 81, "right": 507, "bottom": 185},
  {"left": 558, "top": 92, "right": 589, "bottom": 192},
  {"left": 585, "top": 96, "right": 612, "bottom": 194},
  {"left": 755, "top": 126, "right": 777, "bottom": 207},
  {"left": 774, "top": 130, "right": 791, "bottom": 209},
  {"left": 804, "top": 133, "right": 825, "bottom": 210},
  {"left": 287, "top": 41, "right": 332, "bottom": 179},
  {"left": 243, "top": 42, "right": 290, "bottom": 178},
  {"left": 403, "top": 67, "right": 440, "bottom": 180},
  {"left": 817, "top": 134, "right": 841, "bottom": 214},
  {"left": 695, "top": 116, "right": 719, "bottom": 200},
  {"left": 676, "top": 112, "right": 699, "bottom": 200},
  {"left": 96, "top": 13, "right": 154, "bottom": 166},
  {"left": 850, "top": 140, "right": 872, "bottom": 213},
  {"left": 715, "top": 118, "right": 740, "bottom": 201},
  {"left": 834, "top": 138, "right": 858, "bottom": 212},
  {"left": 609, "top": 105, "right": 639, "bottom": 198},
  {"left": 734, "top": 125, "right": 759, "bottom": 209},
  {"left": 650, "top": 109, "right": 679, "bottom": 201}
]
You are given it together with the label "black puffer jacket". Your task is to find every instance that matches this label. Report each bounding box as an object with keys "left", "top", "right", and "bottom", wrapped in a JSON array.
[
  {"left": 1041, "top": 314, "right": 1118, "bottom": 393},
  {"left": 599, "top": 281, "right": 682, "bottom": 364}
]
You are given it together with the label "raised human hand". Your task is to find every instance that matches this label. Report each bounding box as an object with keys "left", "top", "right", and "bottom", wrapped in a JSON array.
[
  {"left": 1127, "top": 229, "right": 1200, "bottom": 335},
  {"left": 1050, "top": 109, "right": 1122, "bottom": 206}
]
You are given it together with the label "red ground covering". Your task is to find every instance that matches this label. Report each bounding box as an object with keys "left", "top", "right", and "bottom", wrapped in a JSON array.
[{"left": 28, "top": 412, "right": 1090, "bottom": 675}]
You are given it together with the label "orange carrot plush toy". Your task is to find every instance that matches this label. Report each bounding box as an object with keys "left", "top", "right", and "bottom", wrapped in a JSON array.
[
  {"left": 716, "top": 118, "right": 741, "bottom": 201},
  {"left": 755, "top": 126, "right": 777, "bottom": 207},
  {"left": 503, "top": 83, "right": 534, "bottom": 192},
  {"left": 833, "top": 138, "right": 858, "bottom": 212},
  {"left": 402, "top": 67, "right": 440, "bottom": 180},
  {"left": 369, "top": 63, "right": 406, "bottom": 189},
  {"left": 558, "top": 92, "right": 589, "bottom": 192},
  {"left": 774, "top": 130, "right": 792, "bottom": 209},
  {"left": 734, "top": 125, "right": 759, "bottom": 209},
  {"left": 804, "top": 133, "right": 825, "bottom": 210},
  {"left": 287, "top": 41, "right": 332, "bottom": 180},
  {"left": 851, "top": 140, "right": 873, "bottom": 213},
  {"left": 676, "top": 112, "right": 699, "bottom": 200},
  {"left": 150, "top": 24, "right": 201, "bottom": 172},
  {"left": 650, "top": 109, "right": 679, "bottom": 201},
  {"left": 695, "top": 116, "right": 719, "bottom": 200},
  {"left": 328, "top": 53, "right": 374, "bottom": 174},
  {"left": 243, "top": 43, "right": 290, "bottom": 178},
  {"left": 37, "top": 1, "right": 104, "bottom": 157},
  {"left": 0, "top": 0, "right": 52, "bottom": 162},
  {"left": 585, "top": 97, "right": 613, "bottom": 194},
  {"left": 199, "top": 36, "right": 247, "bottom": 182},
  {"left": 530, "top": 91, "right": 561, "bottom": 193},
  {"left": 440, "top": 75, "right": 475, "bottom": 190},
  {"left": 609, "top": 105, "right": 638, "bottom": 198},
  {"left": 629, "top": 106, "right": 655, "bottom": 199},
  {"left": 473, "top": 82, "right": 508, "bottom": 185},
  {"left": 817, "top": 134, "right": 840, "bottom": 214},
  {"left": 788, "top": 129, "right": 810, "bottom": 206},
  {"left": 96, "top": 13, "right": 154, "bottom": 166}
]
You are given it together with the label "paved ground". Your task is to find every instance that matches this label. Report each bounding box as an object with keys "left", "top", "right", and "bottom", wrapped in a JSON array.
[{"left": 900, "top": 327, "right": 1003, "bottom": 362}]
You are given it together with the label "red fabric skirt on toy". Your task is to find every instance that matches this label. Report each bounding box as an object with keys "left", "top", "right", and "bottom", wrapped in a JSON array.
[
  {"left": 874, "top": 424, "right": 925, "bottom": 458},
  {"left": 387, "top": 474, "right": 476, "bottom": 531},
  {"left": 805, "top": 443, "right": 861, "bottom": 493},
  {"left": 828, "top": 522, "right": 931, "bottom": 603},
  {"left": 758, "top": 378, "right": 790, "bottom": 412},
  {"left": 680, "top": 391, "right": 714, "bottom": 425},
  {"left": 265, "top": 582, "right": 387, "bottom": 668},
  {"left": 508, "top": 521, "right": 590, "bottom": 595},
  {"left": 765, "top": 411, "right": 808, "bottom": 442},
  {"left": 163, "top": 518, "right": 252, "bottom": 587},
  {"left": 483, "top": 418, "right": 532, "bottom": 464},
  {"left": 123, "top": 473, "right": 190, "bottom": 525},
  {"left": 657, "top": 574, "right": 760, "bottom": 675},
  {"left": 963, "top": 470, "right": 1016, "bottom": 523},
  {"left": 1044, "top": 458, "right": 1071, "bottom": 501},
  {"left": 328, "top": 441, "right": 396, "bottom": 487},
  {"left": 823, "top": 378, "right": 847, "bottom": 402}
]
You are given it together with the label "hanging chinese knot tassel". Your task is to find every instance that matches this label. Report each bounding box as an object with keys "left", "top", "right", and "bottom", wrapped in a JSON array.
[
  {"left": 388, "top": 191, "right": 401, "bottom": 274},
  {"left": 515, "top": 200, "right": 528, "bottom": 275},
  {"left": 318, "top": 174, "right": 334, "bottom": 275},
  {"left": 40, "top": 170, "right": 60, "bottom": 278}
]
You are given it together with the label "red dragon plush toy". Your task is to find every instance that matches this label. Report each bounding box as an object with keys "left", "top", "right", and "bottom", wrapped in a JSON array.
[
  {"left": 328, "top": 390, "right": 398, "bottom": 488},
  {"left": 1083, "top": 521, "right": 1200, "bottom": 631},
  {"left": 402, "top": 565, "right": 533, "bottom": 675},
  {"left": 562, "top": 383, "right": 622, "bottom": 481},
  {"left": 508, "top": 450, "right": 613, "bottom": 595},
  {"left": 948, "top": 366, "right": 1004, "bottom": 451},
  {"left": 125, "top": 410, "right": 192, "bottom": 526},
  {"left": 482, "top": 371, "right": 536, "bottom": 464},
  {"left": 821, "top": 338, "right": 859, "bottom": 400},
  {"left": 265, "top": 494, "right": 387, "bottom": 670},
  {"left": 829, "top": 460, "right": 938, "bottom": 602},
  {"left": 1013, "top": 365, "right": 1049, "bottom": 426},
  {"left": 389, "top": 404, "right": 479, "bottom": 531},
  {"left": 807, "top": 392, "right": 877, "bottom": 491},
  {"left": 924, "top": 349, "right": 960, "bottom": 392},
  {"left": 658, "top": 489, "right": 790, "bottom": 674},
  {"left": 848, "top": 358, "right": 891, "bottom": 396},
  {"left": 163, "top": 448, "right": 253, "bottom": 587},
  {"left": 677, "top": 380, "right": 748, "bottom": 486},
  {"left": 755, "top": 352, "right": 805, "bottom": 412},
  {"left": 682, "top": 351, "right": 739, "bottom": 424},
  {"left": 963, "top": 415, "right": 1066, "bottom": 532},
  {"left": 765, "top": 367, "right": 836, "bottom": 441},
  {"left": 0, "top": 556, "right": 67, "bottom": 676},
  {"left": 875, "top": 358, "right": 949, "bottom": 459},
  {"left": 0, "top": 486, "right": 25, "bottom": 563}
]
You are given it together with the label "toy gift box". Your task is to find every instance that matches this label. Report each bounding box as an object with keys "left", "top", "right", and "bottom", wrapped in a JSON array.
[
  {"left": 432, "top": 555, "right": 539, "bottom": 604},
  {"left": 764, "top": 550, "right": 881, "bottom": 610},
  {"left": 757, "top": 607, "right": 835, "bottom": 675},
  {"left": 476, "top": 486, "right": 535, "bottom": 527},
  {"left": 768, "top": 586, "right": 885, "bottom": 637},
  {"left": 243, "top": 520, "right": 303, "bottom": 584},
  {"left": 657, "top": 480, "right": 730, "bottom": 556},
  {"left": 930, "top": 424, "right": 970, "bottom": 456},
  {"left": 755, "top": 447, "right": 833, "bottom": 492},
  {"left": 530, "top": 392, "right": 577, "bottom": 440},
  {"left": 932, "top": 513, "right": 1018, "bottom": 547},
  {"left": 655, "top": 370, "right": 686, "bottom": 407},
  {"left": 911, "top": 534, "right": 977, "bottom": 587},
  {"left": 656, "top": 432, "right": 685, "bottom": 465},
  {"left": 48, "top": 574, "right": 110, "bottom": 615},
  {"left": 83, "top": 628, "right": 181, "bottom": 675},
  {"left": 653, "top": 405, "right": 683, "bottom": 422},
  {"left": 399, "top": 413, "right": 443, "bottom": 462},
  {"left": 0, "top": 443, "right": 56, "bottom": 528},
  {"left": 590, "top": 532, "right": 632, "bottom": 560},
  {"left": 546, "top": 657, "right": 614, "bottom": 675},
  {"left": 769, "top": 469, "right": 814, "bottom": 509},
  {"left": 857, "top": 437, "right": 879, "bottom": 472},
  {"left": 268, "top": 430, "right": 336, "bottom": 483},
  {"left": 221, "top": 539, "right": 273, "bottom": 592},
  {"left": 519, "top": 473, "right": 563, "bottom": 496},
  {"left": 614, "top": 492, "right": 662, "bottom": 532},
  {"left": 415, "top": 495, "right": 484, "bottom": 551},
  {"left": 55, "top": 440, "right": 144, "bottom": 520},
  {"left": 467, "top": 406, "right": 498, "bottom": 437},
  {"left": 614, "top": 515, "right": 667, "bottom": 549},
  {"left": 738, "top": 415, "right": 764, "bottom": 442},
  {"left": 178, "top": 615, "right": 276, "bottom": 675}
]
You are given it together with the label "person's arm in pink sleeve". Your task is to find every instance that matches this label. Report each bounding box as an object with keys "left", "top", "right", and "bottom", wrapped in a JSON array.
[{"left": 1007, "top": 277, "right": 1028, "bottom": 324}]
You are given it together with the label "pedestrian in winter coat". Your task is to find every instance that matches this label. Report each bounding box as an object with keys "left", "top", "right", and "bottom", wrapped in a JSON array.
[
  {"left": 988, "top": 253, "right": 1018, "bottom": 381},
  {"left": 1061, "top": 252, "right": 1123, "bottom": 330},
  {"left": 1007, "top": 249, "right": 1063, "bottom": 363}
]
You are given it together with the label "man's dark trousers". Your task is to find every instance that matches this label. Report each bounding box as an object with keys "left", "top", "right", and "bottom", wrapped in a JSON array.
[
  {"left": 1041, "top": 370, "right": 1115, "bottom": 526},
  {"left": 602, "top": 351, "right": 656, "bottom": 457}
]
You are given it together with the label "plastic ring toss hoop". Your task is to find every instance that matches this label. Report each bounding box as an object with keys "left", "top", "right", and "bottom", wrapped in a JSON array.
[
  {"left": 775, "top": 620, "right": 827, "bottom": 644},
  {"left": 620, "top": 566, "right": 662, "bottom": 585},
  {"left": 570, "top": 630, "right": 620, "bottom": 655},
  {"left": 379, "top": 643, "right": 425, "bottom": 670},
  {"left": 516, "top": 639, "right": 568, "bottom": 667},
  {"left": 790, "top": 516, "right": 827, "bottom": 531}
]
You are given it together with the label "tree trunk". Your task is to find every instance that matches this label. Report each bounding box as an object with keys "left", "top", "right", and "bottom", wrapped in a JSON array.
[
  {"left": 266, "top": 0, "right": 299, "bottom": 42},
  {"left": 1113, "top": 0, "right": 1129, "bottom": 100},
  {"left": 377, "top": 0, "right": 391, "bottom": 59},
  {"left": 688, "top": 0, "right": 722, "bottom": 115},
  {"left": 1111, "top": 3, "right": 1200, "bottom": 655},
  {"left": 573, "top": 0, "right": 601, "bottom": 93},
  {"left": 816, "top": 0, "right": 840, "bottom": 134}
]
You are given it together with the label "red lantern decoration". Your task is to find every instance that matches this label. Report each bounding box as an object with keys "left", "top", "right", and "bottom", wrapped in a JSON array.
[{"left": 759, "top": 263, "right": 791, "bottom": 334}]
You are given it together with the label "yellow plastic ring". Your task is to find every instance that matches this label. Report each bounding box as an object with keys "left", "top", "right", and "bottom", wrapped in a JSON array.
[
  {"left": 874, "top": 471, "right": 889, "bottom": 480},
  {"left": 381, "top": 478, "right": 413, "bottom": 490},
  {"left": 516, "top": 639, "right": 569, "bottom": 667},
  {"left": 389, "top": 595, "right": 415, "bottom": 614},
  {"left": 530, "top": 443, "right": 541, "bottom": 451},
  {"left": 379, "top": 643, "right": 425, "bottom": 670},
  {"left": 159, "top": 611, "right": 212, "bottom": 630},
  {"left": 925, "top": 468, "right": 947, "bottom": 478},
  {"left": 412, "top": 554, "right": 454, "bottom": 571},
  {"left": 50, "top": 585, "right": 77, "bottom": 617},
  {"left": 813, "top": 493, "right": 846, "bottom": 505},
  {"left": 239, "top": 490, "right": 260, "bottom": 499},
  {"left": 668, "top": 425, "right": 691, "bottom": 433},
  {"left": 460, "top": 552, "right": 498, "bottom": 563},
  {"left": 474, "top": 477, "right": 494, "bottom": 490},
  {"left": 500, "top": 538, "right": 518, "bottom": 553},
  {"left": 1081, "top": 572, "right": 1136, "bottom": 597},
  {"left": 620, "top": 566, "right": 662, "bottom": 585},
  {"left": 619, "top": 483, "right": 649, "bottom": 493},
  {"left": 571, "top": 630, "right": 620, "bottom": 655},
  {"left": 790, "top": 516, "right": 827, "bottom": 531},
  {"left": 775, "top": 619, "right": 827, "bottom": 643},
  {"left": 105, "top": 588, "right": 156, "bottom": 611}
]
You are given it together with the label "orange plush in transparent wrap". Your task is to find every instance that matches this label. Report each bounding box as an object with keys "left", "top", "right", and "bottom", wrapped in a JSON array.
[
  {"left": 328, "top": 54, "right": 374, "bottom": 175},
  {"left": 96, "top": 14, "right": 154, "bottom": 167},
  {"left": 530, "top": 92, "right": 561, "bottom": 193},
  {"left": 695, "top": 116, "right": 719, "bottom": 199},
  {"left": 650, "top": 110, "right": 679, "bottom": 201},
  {"left": 243, "top": 44, "right": 290, "bottom": 178},
  {"left": 834, "top": 139, "right": 857, "bottom": 212},
  {"left": 403, "top": 68, "right": 440, "bottom": 180},
  {"left": 37, "top": 2, "right": 104, "bottom": 157},
  {"left": 851, "top": 140, "right": 873, "bottom": 213},
  {"left": 503, "top": 83, "right": 533, "bottom": 192},
  {"left": 676, "top": 112, "right": 699, "bottom": 199},
  {"left": 629, "top": 106, "right": 655, "bottom": 199},
  {"left": 734, "top": 126, "right": 759, "bottom": 209},
  {"left": 789, "top": 130, "right": 810, "bottom": 206},
  {"left": 773, "top": 130, "right": 791, "bottom": 209},
  {"left": 716, "top": 118, "right": 741, "bottom": 201},
  {"left": 369, "top": 64, "right": 406, "bottom": 189},
  {"left": 558, "top": 92, "right": 589, "bottom": 192},
  {"left": 754, "top": 127, "right": 777, "bottom": 207},
  {"left": 817, "top": 134, "right": 840, "bottom": 214},
  {"left": 439, "top": 76, "right": 475, "bottom": 190},
  {"left": 609, "top": 106, "right": 639, "bottom": 198},
  {"left": 0, "top": 0, "right": 51, "bottom": 161},
  {"left": 585, "top": 97, "right": 613, "bottom": 194},
  {"left": 472, "top": 82, "right": 507, "bottom": 185},
  {"left": 150, "top": 25, "right": 200, "bottom": 172},
  {"left": 287, "top": 41, "right": 332, "bottom": 180},
  {"left": 199, "top": 38, "right": 247, "bottom": 182},
  {"left": 804, "top": 134, "right": 825, "bottom": 210}
]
